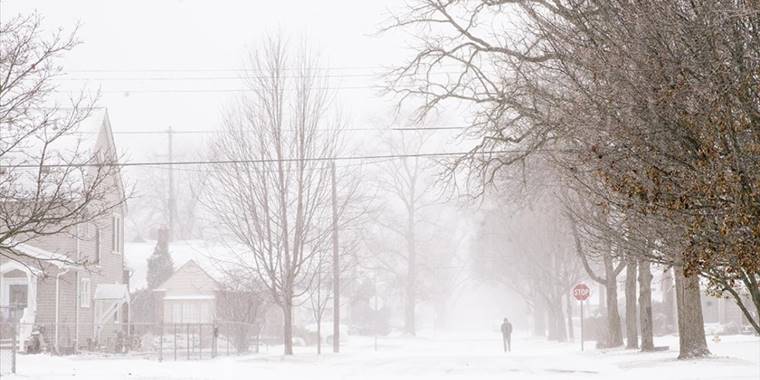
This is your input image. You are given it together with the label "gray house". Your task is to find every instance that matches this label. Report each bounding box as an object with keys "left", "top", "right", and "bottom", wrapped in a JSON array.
[
  {"left": 154, "top": 260, "right": 219, "bottom": 324},
  {"left": 0, "top": 109, "right": 129, "bottom": 353}
]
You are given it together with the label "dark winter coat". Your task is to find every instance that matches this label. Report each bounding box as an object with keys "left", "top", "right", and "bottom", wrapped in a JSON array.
[{"left": 501, "top": 321, "right": 512, "bottom": 336}]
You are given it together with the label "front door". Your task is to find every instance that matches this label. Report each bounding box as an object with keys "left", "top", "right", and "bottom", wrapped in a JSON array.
[{"left": 8, "top": 284, "right": 28, "bottom": 322}]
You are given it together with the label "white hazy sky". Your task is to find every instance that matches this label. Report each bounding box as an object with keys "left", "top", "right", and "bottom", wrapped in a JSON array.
[{"left": 3, "top": 0, "right": 421, "bottom": 161}]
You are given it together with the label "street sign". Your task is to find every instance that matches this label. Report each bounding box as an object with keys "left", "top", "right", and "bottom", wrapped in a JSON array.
[
  {"left": 572, "top": 283, "right": 591, "bottom": 352},
  {"left": 573, "top": 283, "right": 591, "bottom": 301}
]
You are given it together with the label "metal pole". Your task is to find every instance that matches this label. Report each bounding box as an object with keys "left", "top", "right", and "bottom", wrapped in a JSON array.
[
  {"left": 211, "top": 324, "right": 216, "bottom": 359},
  {"left": 158, "top": 323, "right": 164, "bottom": 362},
  {"left": 580, "top": 300, "right": 584, "bottom": 352},
  {"left": 12, "top": 323, "right": 17, "bottom": 374},
  {"left": 167, "top": 126, "right": 175, "bottom": 241},
  {"left": 373, "top": 293, "right": 378, "bottom": 352},
  {"left": 173, "top": 324, "right": 177, "bottom": 361},
  {"left": 331, "top": 160, "right": 340, "bottom": 353}
]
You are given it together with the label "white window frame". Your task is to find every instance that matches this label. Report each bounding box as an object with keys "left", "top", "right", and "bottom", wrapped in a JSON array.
[
  {"left": 94, "top": 225, "right": 102, "bottom": 264},
  {"left": 80, "top": 278, "right": 91, "bottom": 308},
  {"left": 111, "top": 213, "right": 122, "bottom": 254}
]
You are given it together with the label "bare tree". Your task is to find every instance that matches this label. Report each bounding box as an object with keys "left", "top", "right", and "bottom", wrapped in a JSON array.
[
  {"left": 126, "top": 158, "right": 207, "bottom": 242},
  {"left": 369, "top": 131, "right": 439, "bottom": 336},
  {"left": 203, "top": 34, "right": 345, "bottom": 355},
  {"left": 474, "top": 189, "right": 582, "bottom": 342},
  {"left": 567, "top": 209, "right": 625, "bottom": 348},
  {"left": 307, "top": 256, "right": 331, "bottom": 355},
  {"left": 0, "top": 12, "right": 125, "bottom": 269},
  {"left": 216, "top": 270, "right": 271, "bottom": 354}
]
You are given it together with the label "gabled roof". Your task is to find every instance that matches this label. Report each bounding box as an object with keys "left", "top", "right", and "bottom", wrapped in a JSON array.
[
  {"left": 125, "top": 240, "right": 242, "bottom": 291},
  {"left": 2, "top": 241, "right": 83, "bottom": 271},
  {"left": 154, "top": 259, "right": 220, "bottom": 293},
  {"left": 1, "top": 108, "right": 126, "bottom": 211}
]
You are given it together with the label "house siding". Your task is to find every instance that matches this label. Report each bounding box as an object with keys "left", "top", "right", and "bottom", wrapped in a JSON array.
[
  {"left": 25, "top": 204, "right": 125, "bottom": 350},
  {"left": 157, "top": 261, "right": 218, "bottom": 324},
  {"left": 0, "top": 110, "right": 127, "bottom": 351},
  {"left": 160, "top": 261, "right": 217, "bottom": 299}
]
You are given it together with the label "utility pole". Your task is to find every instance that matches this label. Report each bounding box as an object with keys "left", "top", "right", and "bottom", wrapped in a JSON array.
[
  {"left": 331, "top": 160, "right": 340, "bottom": 353},
  {"left": 167, "top": 126, "right": 175, "bottom": 241}
]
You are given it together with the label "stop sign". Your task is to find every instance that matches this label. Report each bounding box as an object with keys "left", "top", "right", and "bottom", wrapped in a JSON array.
[{"left": 573, "top": 283, "right": 590, "bottom": 301}]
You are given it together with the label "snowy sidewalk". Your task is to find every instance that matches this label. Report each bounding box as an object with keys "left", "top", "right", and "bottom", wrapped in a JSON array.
[{"left": 3, "top": 332, "right": 758, "bottom": 379}]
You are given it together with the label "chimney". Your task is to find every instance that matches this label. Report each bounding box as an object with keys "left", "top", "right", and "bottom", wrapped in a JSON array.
[{"left": 157, "top": 225, "right": 169, "bottom": 252}]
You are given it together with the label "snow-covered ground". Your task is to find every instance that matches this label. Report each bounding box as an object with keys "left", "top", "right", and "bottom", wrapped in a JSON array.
[{"left": 2, "top": 332, "right": 758, "bottom": 379}]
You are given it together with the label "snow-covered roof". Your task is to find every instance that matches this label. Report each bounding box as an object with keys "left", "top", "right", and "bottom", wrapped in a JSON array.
[
  {"left": 125, "top": 239, "right": 244, "bottom": 291},
  {"left": 94, "top": 283, "right": 130, "bottom": 301},
  {"left": 163, "top": 295, "right": 216, "bottom": 300},
  {"left": 4, "top": 241, "right": 80, "bottom": 270}
]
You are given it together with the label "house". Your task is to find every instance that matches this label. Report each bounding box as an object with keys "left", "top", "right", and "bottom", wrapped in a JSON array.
[
  {"left": 0, "top": 109, "right": 129, "bottom": 353},
  {"left": 125, "top": 237, "right": 281, "bottom": 353},
  {"left": 154, "top": 260, "right": 219, "bottom": 324},
  {"left": 125, "top": 237, "right": 231, "bottom": 325}
]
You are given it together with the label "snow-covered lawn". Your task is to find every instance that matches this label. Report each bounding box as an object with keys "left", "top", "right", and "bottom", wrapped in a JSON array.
[{"left": 3, "top": 332, "right": 758, "bottom": 379}]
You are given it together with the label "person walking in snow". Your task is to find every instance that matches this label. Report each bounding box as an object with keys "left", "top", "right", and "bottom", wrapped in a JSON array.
[{"left": 500, "top": 317, "right": 513, "bottom": 352}]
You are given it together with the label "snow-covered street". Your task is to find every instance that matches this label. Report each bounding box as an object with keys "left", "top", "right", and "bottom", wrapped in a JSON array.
[
  {"left": 4, "top": 332, "right": 759, "bottom": 380},
  {"left": 2, "top": 2, "right": 760, "bottom": 380}
]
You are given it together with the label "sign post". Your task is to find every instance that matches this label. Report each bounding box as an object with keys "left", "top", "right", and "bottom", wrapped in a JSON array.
[
  {"left": 572, "top": 283, "right": 591, "bottom": 352},
  {"left": 369, "top": 295, "right": 384, "bottom": 351}
]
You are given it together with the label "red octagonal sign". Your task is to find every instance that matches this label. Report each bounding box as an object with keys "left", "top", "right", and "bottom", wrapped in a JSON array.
[{"left": 573, "top": 283, "right": 590, "bottom": 301}]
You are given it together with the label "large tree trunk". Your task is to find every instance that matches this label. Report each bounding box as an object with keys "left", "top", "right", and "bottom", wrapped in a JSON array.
[
  {"left": 283, "top": 296, "right": 294, "bottom": 355},
  {"left": 674, "top": 266, "right": 710, "bottom": 359},
  {"left": 404, "top": 199, "right": 416, "bottom": 336},
  {"left": 603, "top": 255, "right": 624, "bottom": 348},
  {"left": 638, "top": 258, "right": 654, "bottom": 351},
  {"left": 556, "top": 304, "right": 567, "bottom": 342},
  {"left": 316, "top": 314, "right": 322, "bottom": 355},
  {"left": 533, "top": 300, "right": 546, "bottom": 337},
  {"left": 404, "top": 281, "right": 416, "bottom": 336},
  {"left": 662, "top": 268, "right": 676, "bottom": 333},
  {"left": 404, "top": 245, "right": 416, "bottom": 336},
  {"left": 566, "top": 294, "right": 574, "bottom": 341},
  {"left": 547, "top": 299, "right": 567, "bottom": 342},
  {"left": 547, "top": 307, "right": 557, "bottom": 340},
  {"left": 625, "top": 258, "right": 638, "bottom": 349}
]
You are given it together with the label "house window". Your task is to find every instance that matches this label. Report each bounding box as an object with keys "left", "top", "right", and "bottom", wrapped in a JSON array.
[
  {"left": 94, "top": 227, "right": 101, "bottom": 263},
  {"left": 80, "top": 278, "right": 91, "bottom": 308},
  {"left": 112, "top": 214, "right": 122, "bottom": 254},
  {"left": 172, "top": 302, "right": 183, "bottom": 323},
  {"left": 8, "top": 284, "right": 28, "bottom": 309},
  {"left": 183, "top": 302, "right": 193, "bottom": 323}
]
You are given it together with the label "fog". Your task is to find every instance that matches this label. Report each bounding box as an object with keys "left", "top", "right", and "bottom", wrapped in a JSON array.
[{"left": 0, "top": 1, "right": 758, "bottom": 379}]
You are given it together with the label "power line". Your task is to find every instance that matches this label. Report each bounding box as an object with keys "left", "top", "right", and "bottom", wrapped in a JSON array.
[
  {"left": 64, "top": 65, "right": 394, "bottom": 73},
  {"left": 70, "top": 126, "right": 467, "bottom": 136},
  {"left": 51, "top": 86, "right": 384, "bottom": 95},
  {"left": 10, "top": 149, "right": 519, "bottom": 169},
  {"left": 56, "top": 70, "right": 462, "bottom": 82},
  {"left": 58, "top": 74, "right": 383, "bottom": 81},
  {"left": 105, "top": 127, "right": 466, "bottom": 135},
  {"left": 138, "top": 156, "right": 398, "bottom": 174}
]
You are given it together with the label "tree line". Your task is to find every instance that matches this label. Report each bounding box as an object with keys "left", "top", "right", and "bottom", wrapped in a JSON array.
[{"left": 385, "top": 0, "right": 760, "bottom": 359}]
